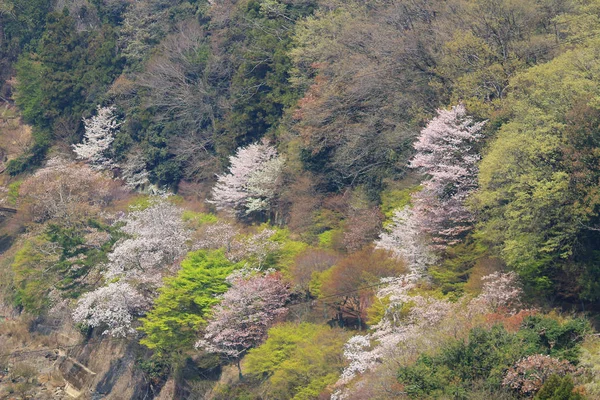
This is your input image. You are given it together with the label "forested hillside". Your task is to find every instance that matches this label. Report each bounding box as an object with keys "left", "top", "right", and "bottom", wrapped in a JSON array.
[{"left": 1, "top": 0, "right": 600, "bottom": 399}]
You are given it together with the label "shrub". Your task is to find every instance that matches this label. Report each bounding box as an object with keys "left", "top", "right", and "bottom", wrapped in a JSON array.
[{"left": 534, "top": 375, "right": 585, "bottom": 400}]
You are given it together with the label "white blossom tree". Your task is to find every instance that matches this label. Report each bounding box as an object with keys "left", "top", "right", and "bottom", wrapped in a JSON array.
[
  {"left": 73, "top": 199, "right": 191, "bottom": 336},
  {"left": 104, "top": 199, "right": 191, "bottom": 287},
  {"left": 209, "top": 141, "right": 284, "bottom": 216},
  {"left": 375, "top": 206, "right": 437, "bottom": 277},
  {"left": 72, "top": 282, "right": 151, "bottom": 337},
  {"left": 195, "top": 223, "right": 281, "bottom": 267},
  {"left": 468, "top": 271, "right": 523, "bottom": 313},
  {"left": 196, "top": 270, "right": 290, "bottom": 378},
  {"left": 73, "top": 105, "right": 121, "bottom": 170},
  {"left": 120, "top": 149, "right": 149, "bottom": 189},
  {"left": 334, "top": 271, "right": 523, "bottom": 394},
  {"left": 409, "top": 104, "right": 485, "bottom": 249}
]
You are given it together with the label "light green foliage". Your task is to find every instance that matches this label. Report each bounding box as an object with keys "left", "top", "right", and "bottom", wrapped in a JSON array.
[
  {"left": 11, "top": 239, "right": 54, "bottom": 314},
  {"left": 127, "top": 195, "right": 152, "bottom": 211},
  {"left": 307, "top": 267, "right": 333, "bottom": 299},
  {"left": 429, "top": 239, "right": 488, "bottom": 295},
  {"left": 476, "top": 37, "right": 600, "bottom": 296},
  {"left": 10, "top": 222, "right": 116, "bottom": 314},
  {"left": 181, "top": 211, "right": 218, "bottom": 226},
  {"left": 379, "top": 187, "right": 417, "bottom": 220},
  {"left": 6, "top": 181, "right": 21, "bottom": 205},
  {"left": 265, "top": 227, "right": 308, "bottom": 271},
  {"left": 317, "top": 229, "right": 340, "bottom": 249},
  {"left": 139, "top": 250, "right": 239, "bottom": 357},
  {"left": 244, "top": 323, "right": 349, "bottom": 400},
  {"left": 579, "top": 335, "right": 600, "bottom": 397},
  {"left": 366, "top": 295, "right": 390, "bottom": 326}
]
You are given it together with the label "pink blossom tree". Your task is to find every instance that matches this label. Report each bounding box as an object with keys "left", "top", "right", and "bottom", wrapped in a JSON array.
[
  {"left": 502, "top": 355, "right": 581, "bottom": 395},
  {"left": 195, "top": 271, "right": 290, "bottom": 379},
  {"left": 409, "top": 104, "right": 485, "bottom": 249},
  {"left": 209, "top": 141, "right": 284, "bottom": 216},
  {"left": 468, "top": 271, "right": 523, "bottom": 314}
]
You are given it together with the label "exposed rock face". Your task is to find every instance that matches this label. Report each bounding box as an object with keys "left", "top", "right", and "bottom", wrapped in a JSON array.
[
  {"left": 58, "top": 356, "right": 97, "bottom": 398},
  {"left": 61, "top": 335, "right": 154, "bottom": 399}
]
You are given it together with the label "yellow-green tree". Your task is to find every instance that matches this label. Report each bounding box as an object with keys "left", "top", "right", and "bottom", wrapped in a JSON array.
[
  {"left": 244, "top": 322, "right": 350, "bottom": 400},
  {"left": 139, "top": 250, "right": 240, "bottom": 359}
]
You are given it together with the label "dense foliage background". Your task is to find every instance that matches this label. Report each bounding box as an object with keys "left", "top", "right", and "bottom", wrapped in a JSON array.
[{"left": 1, "top": 0, "right": 600, "bottom": 399}]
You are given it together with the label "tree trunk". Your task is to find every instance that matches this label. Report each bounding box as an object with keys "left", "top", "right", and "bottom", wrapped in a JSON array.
[{"left": 237, "top": 359, "right": 243, "bottom": 381}]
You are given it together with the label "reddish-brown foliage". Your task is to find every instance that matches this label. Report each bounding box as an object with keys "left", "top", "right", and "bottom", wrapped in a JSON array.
[
  {"left": 484, "top": 309, "right": 537, "bottom": 333},
  {"left": 320, "top": 248, "right": 406, "bottom": 327}
]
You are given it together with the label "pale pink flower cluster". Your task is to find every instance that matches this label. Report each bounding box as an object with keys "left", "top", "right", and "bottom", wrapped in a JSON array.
[
  {"left": 409, "top": 104, "right": 485, "bottom": 249},
  {"left": 72, "top": 282, "right": 151, "bottom": 337},
  {"left": 336, "top": 271, "right": 523, "bottom": 390},
  {"left": 104, "top": 200, "right": 190, "bottom": 285},
  {"left": 20, "top": 157, "right": 114, "bottom": 224},
  {"left": 339, "top": 276, "right": 452, "bottom": 384},
  {"left": 209, "top": 141, "right": 284, "bottom": 215},
  {"left": 73, "top": 199, "right": 190, "bottom": 336},
  {"left": 469, "top": 271, "right": 523, "bottom": 314},
  {"left": 195, "top": 271, "right": 290, "bottom": 359},
  {"left": 502, "top": 354, "right": 581, "bottom": 395}
]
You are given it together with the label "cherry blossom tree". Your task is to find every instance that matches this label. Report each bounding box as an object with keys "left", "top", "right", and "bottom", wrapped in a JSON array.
[
  {"left": 375, "top": 206, "right": 437, "bottom": 277},
  {"left": 195, "top": 223, "right": 281, "bottom": 267},
  {"left": 19, "top": 157, "right": 116, "bottom": 225},
  {"left": 120, "top": 149, "right": 149, "bottom": 189},
  {"left": 72, "top": 105, "right": 121, "bottom": 170},
  {"left": 334, "top": 271, "right": 524, "bottom": 393},
  {"left": 337, "top": 276, "right": 453, "bottom": 385},
  {"left": 196, "top": 270, "right": 290, "bottom": 378},
  {"left": 468, "top": 271, "right": 523, "bottom": 313},
  {"left": 73, "top": 199, "right": 191, "bottom": 336},
  {"left": 72, "top": 282, "right": 150, "bottom": 337},
  {"left": 409, "top": 104, "right": 485, "bottom": 249},
  {"left": 104, "top": 199, "right": 191, "bottom": 287},
  {"left": 502, "top": 355, "right": 581, "bottom": 395},
  {"left": 209, "top": 141, "right": 284, "bottom": 216}
]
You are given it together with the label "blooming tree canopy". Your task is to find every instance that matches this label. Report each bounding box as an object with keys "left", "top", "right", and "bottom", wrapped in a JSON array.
[
  {"left": 334, "top": 271, "right": 523, "bottom": 393},
  {"left": 73, "top": 105, "right": 121, "bottom": 170},
  {"left": 209, "top": 142, "right": 284, "bottom": 216},
  {"left": 72, "top": 282, "right": 150, "bottom": 336},
  {"left": 375, "top": 206, "right": 437, "bottom": 277},
  {"left": 73, "top": 199, "right": 191, "bottom": 336},
  {"left": 196, "top": 270, "right": 290, "bottom": 375},
  {"left": 502, "top": 354, "right": 581, "bottom": 395},
  {"left": 120, "top": 149, "right": 149, "bottom": 189},
  {"left": 409, "top": 104, "right": 485, "bottom": 248},
  {"left": 104, "top": 200, "right": 190, "bottom": 286},
  {"left": 19, "top": 157, "right": 115, "bottom": 225}
]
